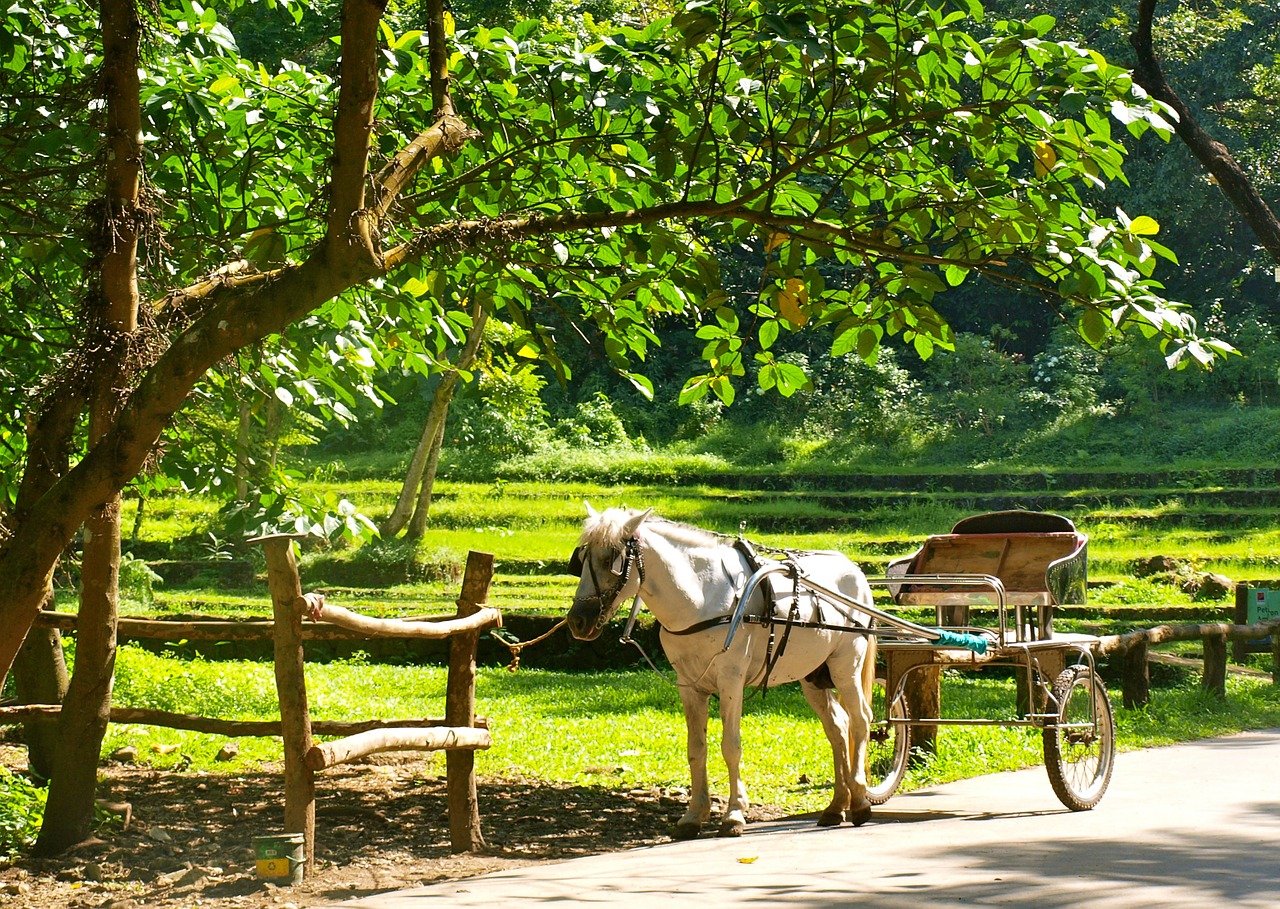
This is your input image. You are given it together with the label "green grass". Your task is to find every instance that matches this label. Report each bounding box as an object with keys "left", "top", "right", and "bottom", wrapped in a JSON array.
[
  {"left": 103, "top": 648, "right": 1280, "bottom": 817},
  {"left": 107, "top": 471, "right": 1273, "bottom": 626},
  {"left": 83, "top": 435, "right": 1280, "bottom": 817}
]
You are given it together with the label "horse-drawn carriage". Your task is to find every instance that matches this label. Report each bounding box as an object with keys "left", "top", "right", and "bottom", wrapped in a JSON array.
[
  {"left": 567, "top": 506, "right": 1116, "bottom": 838},
  {"left": 869, "top": 509, "right": 1110, "bottom": 810}
]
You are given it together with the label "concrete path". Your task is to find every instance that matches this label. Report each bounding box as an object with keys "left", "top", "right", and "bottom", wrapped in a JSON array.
[{"left": 351, "top": 729, "right": 1280, "bottom": 907}]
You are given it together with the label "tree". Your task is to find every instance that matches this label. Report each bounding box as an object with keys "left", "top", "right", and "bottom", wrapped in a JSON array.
[
  {"left": 1, "top": 0, "right": 1227, "bottom": 851},
  {"left": 381, "top": 295, "right": 488, "bottom": 539},
  {"left": 1128, "top": 0, "right": 1280, "bottom": 262}
]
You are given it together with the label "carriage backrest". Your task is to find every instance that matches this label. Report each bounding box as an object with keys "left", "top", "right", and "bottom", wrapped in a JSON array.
[
  {"left": 888, "top": 511, "right": 1088, "bottom": 618},
  {"left": 895, "top": 532, "right": 1086, "bottom": 603}
]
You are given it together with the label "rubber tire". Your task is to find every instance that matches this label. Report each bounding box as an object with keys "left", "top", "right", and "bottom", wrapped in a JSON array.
[
  {"left": 865, "top": 676, "right": 909, "bottom": 805},
  {"left": 1043, "top": 664, "right": 1115, "bottom": 811}
]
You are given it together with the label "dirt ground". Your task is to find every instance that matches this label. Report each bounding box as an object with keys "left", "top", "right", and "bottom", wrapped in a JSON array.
[{"left": 1, "top": 744, "right": 788, "bottom": 909}]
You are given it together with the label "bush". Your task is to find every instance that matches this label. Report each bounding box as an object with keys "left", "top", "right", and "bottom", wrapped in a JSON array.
[
  {"left": 450, "top": 366, "right": 551, "bottom": 471},
  {"left": 552, "top": 392, "right": 635, "bottom": 447},
  {"left": 800, "top": 347, "right": 927, "bottom": 442},
  {"left": 921, "top": 333, "right": 1033, "bottom": 440},
  {"left": 0, "top": 766, "right": 45, "bottom": 860},
  {"left": 300, "top": 538, "right": 463, "bottom": 587}
]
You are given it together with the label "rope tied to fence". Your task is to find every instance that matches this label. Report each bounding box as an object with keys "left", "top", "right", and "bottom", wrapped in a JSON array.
[{"left": 494, "top": 618, "right": 568, "bottom": 672}]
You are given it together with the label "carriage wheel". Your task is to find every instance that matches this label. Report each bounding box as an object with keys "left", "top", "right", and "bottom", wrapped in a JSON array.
[
  {"left": 1042, "top": 664, "right": 1115, "bottom": 811},
  {"left": 865, "top": 676, "right": 909, "bottom": 805}
]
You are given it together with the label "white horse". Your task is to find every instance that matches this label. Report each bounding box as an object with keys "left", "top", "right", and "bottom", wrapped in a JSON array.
[{"left": 566, "top": 505, "right": 877, "bottom": 838}]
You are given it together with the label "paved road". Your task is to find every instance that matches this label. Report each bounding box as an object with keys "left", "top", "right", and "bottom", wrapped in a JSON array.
[{"left": 352, "top": 729, "right": 1280, "bottom": 908}]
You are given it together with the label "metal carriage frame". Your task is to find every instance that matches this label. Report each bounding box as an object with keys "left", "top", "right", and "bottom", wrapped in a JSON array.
[{"left": 723, "top": 511, "right": 1116, "bottom": 812}]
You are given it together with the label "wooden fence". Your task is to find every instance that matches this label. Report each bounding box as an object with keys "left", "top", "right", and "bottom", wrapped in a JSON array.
[
  {"left": 1, "top": 539, "right": 503, "bottom": 874},
  {"left": 1098, "top": 618, "right": 1280, "bottom": 708}
]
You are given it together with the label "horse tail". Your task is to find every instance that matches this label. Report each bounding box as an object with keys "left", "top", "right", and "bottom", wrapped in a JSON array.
[{"left": 861, "top": 609, "right": 878, "bottom": 711}]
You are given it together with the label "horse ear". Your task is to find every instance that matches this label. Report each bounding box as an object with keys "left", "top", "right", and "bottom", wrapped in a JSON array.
[
  {"left": 622, "top": 507, "right": 654, "bottom": 537},
  {"left": 584, "top": 500, "right": 598, "bottom": 518}
]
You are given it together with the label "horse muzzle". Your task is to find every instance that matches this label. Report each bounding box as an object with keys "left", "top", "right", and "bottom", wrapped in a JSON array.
[
  {"left": 568, "top": 601, "right": 606, "bottom": 645},
  {"left": 567, "top": 592, "right": 621, "bottom": 641}
]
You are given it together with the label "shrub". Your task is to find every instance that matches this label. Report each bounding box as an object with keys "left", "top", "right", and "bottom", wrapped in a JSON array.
[
  {"left": 921, "top": 333, "right": 1033, "bottom": 439},
  {"left": 552, "top": 392, "right": 635, "bottom": 447},
  {"left": 300, "top": 538, "right": 463, "bottom": 587},
  {"left": 0, "top": 767, "right": 45, "bottom": 860},
  {"left": 119, "top": 552, "right": 163, "bottom": 609}
]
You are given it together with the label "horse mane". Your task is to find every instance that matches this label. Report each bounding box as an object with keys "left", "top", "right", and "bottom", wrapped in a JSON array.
[{"left": 579, "top": 508, "right": 726, "bottom": 550}]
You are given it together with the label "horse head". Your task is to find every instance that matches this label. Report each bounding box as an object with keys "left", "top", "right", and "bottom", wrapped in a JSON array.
[{"left": 566, "top": 504, "right": 653, "bottom": 640}]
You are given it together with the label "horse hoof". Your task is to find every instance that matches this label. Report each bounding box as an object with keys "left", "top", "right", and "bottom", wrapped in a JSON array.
[
  {"left": 846, "top": 804, "right": 872, "bottom": 827},
  {"left": 816, "top": 811, "right": 844, "bottom": 828},
  {"left": 673, "top": 822, "right": 702, "bottom": 840},
  {"left": 717, "top": 820, "right": 745, "bottom": 837}
]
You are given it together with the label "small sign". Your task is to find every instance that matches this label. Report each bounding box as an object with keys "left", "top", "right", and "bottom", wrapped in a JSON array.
[{"left": 1248, "top": 589, "right": 1280, "bottom": 626}]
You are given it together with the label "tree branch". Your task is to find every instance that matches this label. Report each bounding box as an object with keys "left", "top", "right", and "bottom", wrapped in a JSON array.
[
  {"left": 1130, "top": 0, "right": 1280, "bottom": 262},
  {"left": 326, "top": 0, "right": 389, "bottom": 261}
]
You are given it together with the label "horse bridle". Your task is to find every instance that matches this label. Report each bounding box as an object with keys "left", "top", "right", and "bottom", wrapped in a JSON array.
[{"left": 571, "top": 534, "right": 646, "bottom": 637}]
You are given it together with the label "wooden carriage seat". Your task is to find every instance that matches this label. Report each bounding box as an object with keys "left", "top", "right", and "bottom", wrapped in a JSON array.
[{"left": 888, "top": 511, "right": 1088, "bottom": 640}]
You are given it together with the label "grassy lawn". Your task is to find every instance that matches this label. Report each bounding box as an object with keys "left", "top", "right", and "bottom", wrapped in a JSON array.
[{"left": 104, "top": 649, "right": 1280, "bottom": 816}]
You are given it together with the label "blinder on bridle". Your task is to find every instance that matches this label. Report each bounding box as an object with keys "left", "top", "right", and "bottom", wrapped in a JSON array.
[{"left": 568, "top": 535, "right": 646, "bottom": 637}]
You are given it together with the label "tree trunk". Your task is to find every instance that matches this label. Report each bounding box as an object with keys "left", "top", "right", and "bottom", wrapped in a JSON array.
[
  {"left": 34, "top": 0, "right": 142, "bottom": 855},
  {"left": 384, "top": 301, "right": 488, "bottom": 539},
  {"left": 1130, "top": 0, "right": 1280, "bottom": 262},
  {"left": 12, "top": 616, "right": 68, "bottom": 781},
  {"left": 405, "top": 418, "right": 449, "bottom": 540},
  {"left": 380, "top": 398, "right": 442, "bottom": 536},
  {"left": 35, "top": 501, "right": 121, "bottom": 855},
  {"left": 9, "top": 375, "right": 82, "bottom": 784}
]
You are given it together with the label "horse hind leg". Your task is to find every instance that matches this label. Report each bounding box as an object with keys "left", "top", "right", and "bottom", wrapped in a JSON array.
[
  {"left": 830, "top": 647, "right": 875, "bottom": 827},
  {"left": 800, "top": 679, "right": 853, "bottom": 828}
]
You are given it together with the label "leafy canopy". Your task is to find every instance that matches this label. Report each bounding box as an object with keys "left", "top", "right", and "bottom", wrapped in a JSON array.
[{"left": 0, "top": 0, "right": 1230, "bottom": 517}]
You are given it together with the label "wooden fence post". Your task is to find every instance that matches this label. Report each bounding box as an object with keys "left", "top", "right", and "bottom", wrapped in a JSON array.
[
  {"left": 447, "top": 550, "right": 493, "bottom": 852},
  {"left": 1233, "top": 582, "right": 1249, "bottom": 663},
  {"left": 260, "top": 536, "right": 316, "bottom": 876},
  {"left": 1202, "top": 631, "right": 1228, "bottom": 699},
  {"left": 1122, "top": 638, "right": 1150, "bottom": 709}
]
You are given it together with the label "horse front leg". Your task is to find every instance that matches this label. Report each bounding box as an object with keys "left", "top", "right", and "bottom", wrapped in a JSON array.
[
  {"left": 675, "top": 686, "right": 712, "bottom": 840},
  {"left": 717, "top": 687, "right": 749, "bottom": 837}
]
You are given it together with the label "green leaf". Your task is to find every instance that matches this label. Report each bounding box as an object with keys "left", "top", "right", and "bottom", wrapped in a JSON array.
[
  {"left": 621, "top": 371, "right": 654, "bottom": 401},
  {"left": 759, "top": 319, "right": 779, "bottom": 350},
  {"left": 1080, "top": 308, "right": 1109, "bottom": 346},
  {"left": 856, "top": 328, "right": 881, "bottom": 361},
  {"left": 1128, "top": 215, "right": 1160, "bottom": 236},
  {"left": 678, "top": 375, "right": 711, "bottom": 405}
]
